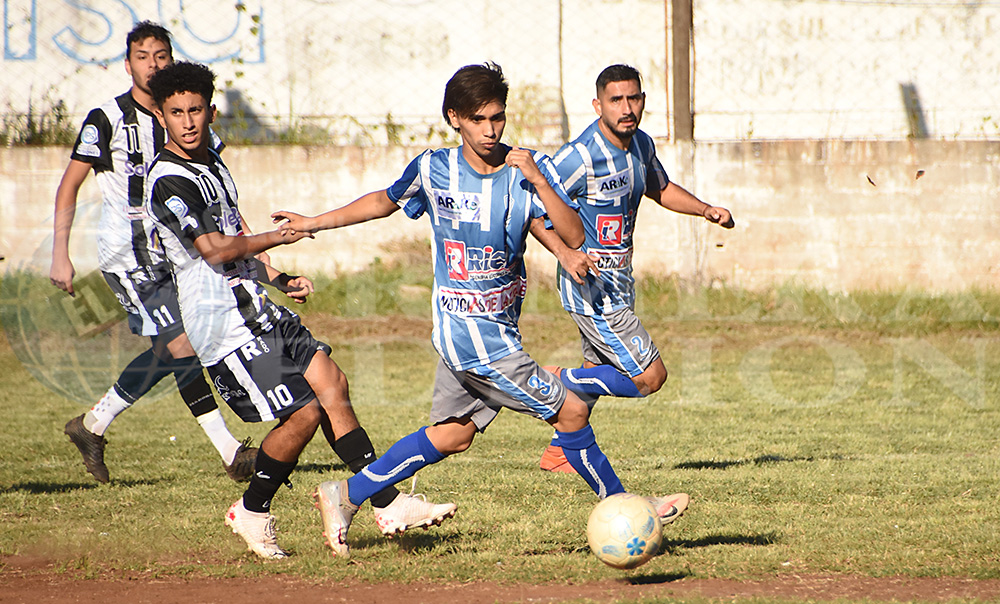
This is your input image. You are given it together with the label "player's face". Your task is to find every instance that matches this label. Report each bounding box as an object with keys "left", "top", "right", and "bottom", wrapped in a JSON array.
[
  {"left": 125, "top": 37, "right": 172, "bottom": 95},
  {"left": 156, "top": 91, "right": 216, "bottom": 161},
  {"left": 449, "top": 101, "right": 507, "bottom": 161},
  {"left": 594, "top": 79, "right": 645, "bottom": 145}
]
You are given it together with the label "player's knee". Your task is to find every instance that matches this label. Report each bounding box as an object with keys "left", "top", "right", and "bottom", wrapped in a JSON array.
[
  {"left": 553, "top": 395, "right": 590, "bottom": 431},
  {"left": 426, "top": 421, "right": 476, "bottom": 455},
  {"left": 634, "top": 363, "right": 667, "bottom": 396}
]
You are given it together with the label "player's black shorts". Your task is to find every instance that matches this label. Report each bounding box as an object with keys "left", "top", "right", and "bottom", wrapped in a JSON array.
[
  {"left": 206, "top": 308, "right": 332, "bottom": 423},
  {"left": 102, "top": 263, "right": 184, "bottom": 340}
]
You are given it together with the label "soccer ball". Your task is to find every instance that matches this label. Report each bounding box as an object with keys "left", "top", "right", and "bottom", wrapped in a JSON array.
[{"left": 586, "top": 493, "right": 662, "bottom": 569}]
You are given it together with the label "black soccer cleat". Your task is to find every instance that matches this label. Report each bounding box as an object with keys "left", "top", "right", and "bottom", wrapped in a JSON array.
[
  {"left": 224, "top": 440, "right": 258, "bottom": 482},
  {"left": 64, "top": 414, "right": 110, "bottom": 483}
]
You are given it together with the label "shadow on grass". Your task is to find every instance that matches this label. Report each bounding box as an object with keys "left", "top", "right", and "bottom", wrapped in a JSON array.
[
  {"left": 6, "top": 481, "right": 102, "bottom": 494},
  {"left": 660, "top": 531, "right": 781, "bottom": 553},
  {"left": 674, "top": 454, "right": 843, "bottom": 470},
  {"left": 353, "top": 530, "right": 464, "bottom": 555},
  {"left": 627, "top": 571, "right": 692, "bottom": 585},
  {"left": 292, "top": 461, "right": 347, "bottom": 474}
]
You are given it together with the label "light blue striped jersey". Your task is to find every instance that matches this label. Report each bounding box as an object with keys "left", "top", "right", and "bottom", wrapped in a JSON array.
[
  {"left": 387, "top": 146, "right": 575, "bottom": 371},
  {"left": 552, "top": 120, "right": 669, "bottom": 315}
]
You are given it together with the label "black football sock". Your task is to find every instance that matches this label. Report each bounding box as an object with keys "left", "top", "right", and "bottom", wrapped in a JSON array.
[
  {"left": 242, "top": 450, "right": 296, "bottom": 513},
  {"left": 333, "top": 427, "right": 400, "bottom": 508}
]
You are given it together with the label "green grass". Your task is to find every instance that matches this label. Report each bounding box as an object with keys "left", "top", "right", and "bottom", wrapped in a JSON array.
[{"left": 2, "top": 264, "right": 1000, "bottom": 588}]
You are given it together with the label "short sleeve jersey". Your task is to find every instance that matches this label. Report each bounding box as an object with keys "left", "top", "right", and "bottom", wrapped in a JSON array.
[
  {"left": 70, "top": 91, "right": 225, "bottom": 274},
  {"left": 552, "top": 120, "right": 669, "bottom": 315},
  {"left": 146, "top": 149, "right": 274, "bottom": 366},
  {"left": 387, "top": 146, "right": 575, "bottom": 371}
]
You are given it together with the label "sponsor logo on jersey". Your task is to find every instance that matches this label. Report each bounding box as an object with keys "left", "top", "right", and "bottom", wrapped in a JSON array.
[
  {"left": 212, "top": 206, "right": 242, "bottom": 233},
  {"left": 444, "top": 239, "right": 509, "bottom": 281},
  {"left": 596, "top": 214, "right": 623, "bottom": 245},
  {"left": 81, "top": 124, "right": 99, "bottom": 145},
  {"left": 165, "top": 196, "right": 188, "bottom": 218},
  {"left": 123, "top": 161, "right": 148, "bottom": 177},
  {"left": 224, "top": 260, "right": 259, "bottom": 288},
  {"left": 437, "top": 277, "right": 526, "bottom": 316},
  {"left": 126, "top": 204, "right": 149, "bottom": 221},
  {"left": 165, "top": 196, "right": 198, "bottom": 230},
  {"left": 75, "top": 144, "right": 100, "bottom": 158},
  {"left": 588, "top": 248, "right": 633, "bottom": 271},
  {"left": 594, "top": 167, "right": 630, "bottom": 201},
  {"left": 433, "top": 188, "right": 482, "bottom": 223}
]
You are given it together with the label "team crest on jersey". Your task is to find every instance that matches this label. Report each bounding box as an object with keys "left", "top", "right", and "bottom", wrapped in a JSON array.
[
  {"left": 444, "top": 239, "right": 508, "bottom": 281},
  {"left": 594, "top": 167, "right": 630, "bottom": 201},
  {"left": 433, "top": 188, "right": 482, "bottom": 223},
  {"left": 596, "top": 215, "right": 623, "bottom": 245}
]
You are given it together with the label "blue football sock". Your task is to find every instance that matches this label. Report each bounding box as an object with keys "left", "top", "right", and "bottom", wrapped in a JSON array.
[
  {"left": 553, "top": 424, "right": 625, "bottom": 499},
  {"left": 561, "top": 365, "right": 642, "bottom": 398},
  {"left": 345, "top": 426, "right": 444, "bottom": 506}
]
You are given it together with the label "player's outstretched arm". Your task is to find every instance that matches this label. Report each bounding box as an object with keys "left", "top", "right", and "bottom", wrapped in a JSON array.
[
  {"left": 649, "top": 180, "right": 735, "bottom": 229},
  {"left": 192, "top": 228, "right": 313, "bottom": 266},
  {"left": 529, "top": 219, "right": 599, "bottom": 285},
  {"left": 506, "top": 148, "right": 584, "bottom": 248},
  {"left": 239, "top": 213, "right": 272, "bottom": 266},
  {"left": 272, "top": 190, "right": 399, "bottom": 235},
  {"left": 50, "top": 159, "right": 91, "bottom": 296}
]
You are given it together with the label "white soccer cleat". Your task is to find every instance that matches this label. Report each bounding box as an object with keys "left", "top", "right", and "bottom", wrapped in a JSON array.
[
  {"left": 373, "top": 493, "right": 457, "bottom": 536},
  {"left": 313, "top": 480, "right": 358, "bottom": 557},
  {"left": 646, "top": 492, "right": 689, "bottom": 526},
  {"left": 224, "top": 498, "right": 289, "bottom": 560}
]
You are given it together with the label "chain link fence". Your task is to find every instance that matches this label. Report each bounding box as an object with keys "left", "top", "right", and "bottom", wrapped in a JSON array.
[{"left": 1, "top": 0, "right": 997, "bottom": 144}]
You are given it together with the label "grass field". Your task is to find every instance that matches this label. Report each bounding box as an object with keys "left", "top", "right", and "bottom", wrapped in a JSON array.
[{"left": 2, "top": 262, "right": 1000, "bottom": 601}]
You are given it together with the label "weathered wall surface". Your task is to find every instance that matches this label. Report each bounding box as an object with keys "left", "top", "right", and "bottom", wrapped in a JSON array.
[{"left": 4, "top": 140, "right": 998, "bottom": 293}]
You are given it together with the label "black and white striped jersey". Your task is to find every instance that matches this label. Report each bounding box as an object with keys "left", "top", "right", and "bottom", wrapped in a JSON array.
[
  {"left": 71, "top": 91, "right": 225, "bottom": 273},
  {"left": 146, "top": 148, "right": 276, "bottom": 366}
]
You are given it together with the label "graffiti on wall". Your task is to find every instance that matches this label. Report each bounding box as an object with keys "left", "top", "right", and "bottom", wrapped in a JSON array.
[{"left": 3, "top": 0, "right": 263, "bottom": 63}]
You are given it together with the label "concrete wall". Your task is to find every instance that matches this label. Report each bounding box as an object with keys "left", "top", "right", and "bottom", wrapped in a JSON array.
[
  {"left": 4, "top": 140, "right": 998, "bottom": 293},
  {"left": 5, "top": 1, "right": 999, "bottom": 143}
]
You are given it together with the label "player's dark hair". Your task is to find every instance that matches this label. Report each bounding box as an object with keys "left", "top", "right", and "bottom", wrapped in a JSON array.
[
  {"left": 149, "top": 61, "right": 215, "bottom": 108},
  {"left": 596, "top": 64, "right": 642, "bottom": 95},
  {"left": 442, "top": 62, "right": 508, "bottom": 127},
  {"left": 126, "top": 20, "right": 172, "bottom": 59}
]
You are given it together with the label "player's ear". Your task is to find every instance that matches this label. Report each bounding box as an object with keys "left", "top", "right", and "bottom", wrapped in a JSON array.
[
  {"left": 153, "top": 107, "right": 166, "bottom": 128},
  {"left": 209, "top": 104, "right": 217, "bottom": 124},
  {"left": 447, "top": 108, "right": 460, "bottom": 130},
  {"left": 592, "top": 97, "right": 602, "bottom": 117}
]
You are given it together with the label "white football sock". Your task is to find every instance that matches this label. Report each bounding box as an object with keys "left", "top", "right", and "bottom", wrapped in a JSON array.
[
  {"left": 84, "top": 387, "right": 133, "bottom": 436},
  {"left": 196, "top": 409, "right": 242, "bottom": 464}
]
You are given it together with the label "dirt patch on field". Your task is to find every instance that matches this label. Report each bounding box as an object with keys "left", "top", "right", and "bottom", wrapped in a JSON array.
[{"left": 4, "top": 556, "right": 1000, "bottom": 604}]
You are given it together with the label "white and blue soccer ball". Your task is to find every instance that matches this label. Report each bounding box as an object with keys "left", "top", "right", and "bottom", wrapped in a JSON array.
[{"left": 586, "top": 492, "right": 663, "bottom": 569}]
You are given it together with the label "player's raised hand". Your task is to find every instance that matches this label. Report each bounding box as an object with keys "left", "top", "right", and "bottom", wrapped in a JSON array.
[
  {"left": 271, "top": 210, "right": 316, "bottom": 235},
  {"left": 50, "top": 255, "right": 76, "bottom": 296},
  {"left": 703, "top": 205, "right": 735, "bottom": 229},
  {"left": 505, "top": 147, "right": 545, "bottom": 185},
  {"left": 560, "top": 248, "right": 601, "bottom": 285}
]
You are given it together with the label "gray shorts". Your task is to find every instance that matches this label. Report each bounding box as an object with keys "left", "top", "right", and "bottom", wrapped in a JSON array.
[
  {"left": 429, "top": 351, "right": 568, "bottom": 432},
  {"left": 571, "top": 307, "right": 660, "bottom": 377}
]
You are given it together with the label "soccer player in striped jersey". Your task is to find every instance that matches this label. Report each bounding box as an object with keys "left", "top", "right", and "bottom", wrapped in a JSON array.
[
  {"left": 272, "top": 62, "right": 687, "bottom": 558},
  {"left": 532, "top": 64, "right": 734, "bottom": 474},
  {"left": 145, "top": 62, "right": 455, "bottom": 559},
  {"left": 50, "top": 21, "right": 254, "bottom": 484}
]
